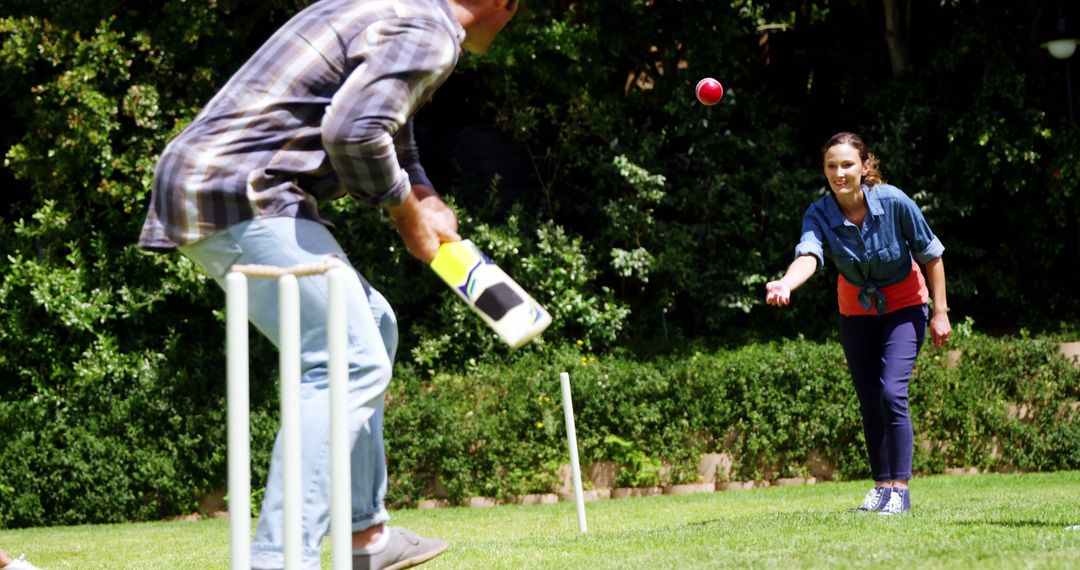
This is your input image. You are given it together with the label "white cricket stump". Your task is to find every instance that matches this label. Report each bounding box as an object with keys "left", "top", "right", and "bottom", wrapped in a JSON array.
[
  {"left": 560, "top": 371, "right": 587, "bottom": 533},
  {"left": 226, "top": 259, "right": 353, "bottom": 570}
]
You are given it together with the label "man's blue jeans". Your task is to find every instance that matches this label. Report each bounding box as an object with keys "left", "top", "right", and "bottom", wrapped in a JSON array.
[{"left": 181, "top": 217, "right": 395, "bottom": 570}]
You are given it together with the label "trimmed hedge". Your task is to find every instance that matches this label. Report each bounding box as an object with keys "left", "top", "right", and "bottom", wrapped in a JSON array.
[
  {"left": 1, "top": 332, "right": 1077, "bottom": 526},
  {"left": 382, "top": 330, "right": 1080, "bottom": 507}
]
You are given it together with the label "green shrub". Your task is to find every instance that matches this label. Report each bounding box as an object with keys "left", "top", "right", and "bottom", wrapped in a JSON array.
[
  {"left": 383, "top": 360, "right": 566, "bottom": 504},
  {"left": 377, "top": 333, "right": 1080, "bottom": 507},
  {"left": 603, "top": 435, "right": 662, "bottom": 488},
  {"left": 913, "top": 330, "right": 1080, "bottom": 474},
  {"left": 2, "top": 324, "right": 1077, "bottom": 524}
]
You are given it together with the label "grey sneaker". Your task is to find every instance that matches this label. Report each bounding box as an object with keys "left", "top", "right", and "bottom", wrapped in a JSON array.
[
  {"left": 879, "top": 487, "right": 911, "bottom": 515},
  {"left": 6, "top": 554, "right": 43, "bottom": 570},
  {"left": 353, "top": 526, "right": 449, "bottom": 570},
  {"left": 856, "top": 487, "right": 891, "bottom": 512}
]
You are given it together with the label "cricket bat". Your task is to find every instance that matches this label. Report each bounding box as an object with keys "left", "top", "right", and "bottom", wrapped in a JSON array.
[{"left": 430, "top": 240, "right": 552, "bottom": 349}]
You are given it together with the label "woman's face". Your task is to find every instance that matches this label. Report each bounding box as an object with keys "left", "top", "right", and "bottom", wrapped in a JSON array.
[{"left": 823, "top": 143, "right": 864, "bottom": 197}]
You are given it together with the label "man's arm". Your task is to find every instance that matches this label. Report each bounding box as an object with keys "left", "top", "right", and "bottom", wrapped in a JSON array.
[
  {"left": 321, "top": 18, "right": 458, "bottom": 207},
  {"left": 319, "top": 18, "right": 461, "bottom": 261}
]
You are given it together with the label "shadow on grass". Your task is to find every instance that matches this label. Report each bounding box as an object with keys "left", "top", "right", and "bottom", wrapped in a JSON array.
[
  {"left": 671, "top": 511, "right": 847, "bottom": 531},
  {"left": 953, "top": 519, "right": 1072, "bottom": 529}
]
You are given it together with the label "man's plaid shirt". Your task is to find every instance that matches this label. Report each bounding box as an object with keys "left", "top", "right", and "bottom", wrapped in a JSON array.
[{"left": 139, "top": 0, "right": 464, "bottom": 250}]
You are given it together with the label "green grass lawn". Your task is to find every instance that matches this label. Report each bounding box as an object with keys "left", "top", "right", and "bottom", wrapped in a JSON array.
[{"left": 2, "top": 472, "right": 1079, "bottom": 569}]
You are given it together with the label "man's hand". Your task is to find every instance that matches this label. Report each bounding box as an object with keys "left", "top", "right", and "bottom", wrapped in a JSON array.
[{"left": 383, "top": 185, "right": 461, "bottom": 263}]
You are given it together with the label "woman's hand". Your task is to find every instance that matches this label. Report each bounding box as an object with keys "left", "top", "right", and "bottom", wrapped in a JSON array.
[
  {"left": 929, "top": 310, "right": 952, "bottom": 347},
  {"left": 765, "top": 255, "right": 816, "bottom": 307},
  {"left": 765, "top": 280, "right": 792, "bottom": 307}
]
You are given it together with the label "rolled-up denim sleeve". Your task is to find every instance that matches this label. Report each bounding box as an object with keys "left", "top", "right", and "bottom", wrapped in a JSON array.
[
  {"left": 795, "top": 210, "right": 826, "bottom": 270},
  {"left": 898, "top": 194, "right": 944, "bottom": 263}
]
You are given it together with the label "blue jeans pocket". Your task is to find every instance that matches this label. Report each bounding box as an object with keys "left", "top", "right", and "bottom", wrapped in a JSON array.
[{"left": 178, "top": 228, "right": 244, "bottom": 280}]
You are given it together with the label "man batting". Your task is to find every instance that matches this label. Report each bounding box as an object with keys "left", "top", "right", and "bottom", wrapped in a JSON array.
[{"left": 138, "top": 1, "right": 519, "bottom": 568}]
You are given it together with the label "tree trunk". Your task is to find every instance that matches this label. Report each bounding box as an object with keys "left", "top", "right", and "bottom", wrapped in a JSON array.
[{"left": 882, "top": 0, "right": 912, "bottom": 76}]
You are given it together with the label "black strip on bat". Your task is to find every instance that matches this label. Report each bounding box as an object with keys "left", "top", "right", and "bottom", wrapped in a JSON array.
[{"left": 474, "top": 282, "right": 524, "bottom": 321}]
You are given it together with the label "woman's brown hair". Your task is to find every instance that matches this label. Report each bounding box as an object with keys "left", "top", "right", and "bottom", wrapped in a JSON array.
[{"left": 822, "top": 132, "right": 885, "bottom": 187}]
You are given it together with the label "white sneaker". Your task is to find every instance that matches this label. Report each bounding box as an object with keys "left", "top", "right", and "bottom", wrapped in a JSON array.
[
  {"left": 856, "top": 487, "right": 891, "bottom": 512},
  {"left": 6, "top": 554, "right": 43, "bottom": 570},
  {"left": 878, "top": 487, "right": 911, "bottom": 515}
]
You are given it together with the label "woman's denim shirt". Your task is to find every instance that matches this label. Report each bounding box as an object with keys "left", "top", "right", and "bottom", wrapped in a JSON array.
[{"left": 795, "top": 184, "right": 944, "bottom": 314}]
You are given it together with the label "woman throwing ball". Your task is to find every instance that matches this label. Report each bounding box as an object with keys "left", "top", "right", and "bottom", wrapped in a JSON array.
[{"left": 765, "top": 132, "right": 952, "bottom": 515}]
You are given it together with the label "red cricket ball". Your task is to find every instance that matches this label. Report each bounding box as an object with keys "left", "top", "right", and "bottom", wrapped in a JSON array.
[{"left": 695, "top": 77, "right": 724, "bottom": 106}]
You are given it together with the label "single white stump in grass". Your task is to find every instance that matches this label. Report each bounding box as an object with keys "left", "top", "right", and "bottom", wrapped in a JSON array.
[
  {"left": 327, "top": 266, "right": 353, "bottom": 570},
  {"left": 225, "top": 273, "right": 251, "bottom": 570},
  {"left": 278, "top": 275, "right": 302, "bottom": 570},
  {"left": 560, "top": 371, "right": 587, "bottom": 533}
]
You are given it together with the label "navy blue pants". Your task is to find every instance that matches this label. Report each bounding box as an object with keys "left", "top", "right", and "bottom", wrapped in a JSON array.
[{"left": 838, "top": 304, "right": 928, "bottom": 482}]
